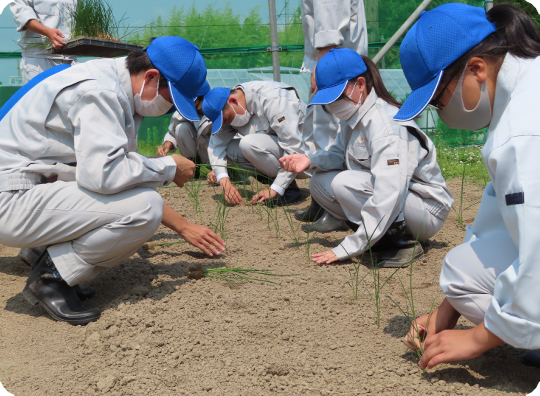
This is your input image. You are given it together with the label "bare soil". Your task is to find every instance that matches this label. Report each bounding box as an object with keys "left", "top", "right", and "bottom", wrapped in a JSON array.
[{"left": 1, "top": 179, "right": 538, "bottom": 395}]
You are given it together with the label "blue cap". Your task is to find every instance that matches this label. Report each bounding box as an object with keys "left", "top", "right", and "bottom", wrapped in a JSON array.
[
  {"left": 202, "top": 87, "right": 230, "bottom": 134},
  {"left": 310, "top": 49, "right": 367, "bottom": 107},
  {"left": 196, "top": 80, "right": 211, "bottom": 98},
  {"left": 146, "top": 36, "right": 207, "bottom": 121},
  {"left": 395, "top": 4, "right": 496, "bottom": 121}
]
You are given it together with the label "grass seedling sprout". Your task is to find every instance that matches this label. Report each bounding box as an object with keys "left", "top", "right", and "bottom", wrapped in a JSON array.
[{"left": 67, "top": 0, "right": 128, "bottom": 41}]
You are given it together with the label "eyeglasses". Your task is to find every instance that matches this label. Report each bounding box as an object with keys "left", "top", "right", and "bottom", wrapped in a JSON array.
[{"left": 429, "top": 78, "right": 452, "bottom": 110}]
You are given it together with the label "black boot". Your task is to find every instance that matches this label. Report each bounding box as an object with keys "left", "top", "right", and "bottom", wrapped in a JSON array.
[
  {"left": 521, "top": 350, "right": 540, "bottom": 368},
  {"left": 376, "top": 221, "right": 424, "bottom": 268},
  {"left": 19, "top": 246, "right": 96, "bottom": 301},
  {"left": 294, "top": 199, "right": 324, "bottom": 222},
  {"left": 22, "top": 253, "right": 101, "bottom": 325},
  {"left": 266, "top": 180, "right": 303, "bottom": 207},
  {"left": 301, "top": 211, "right": 350, "bottom": 233}
]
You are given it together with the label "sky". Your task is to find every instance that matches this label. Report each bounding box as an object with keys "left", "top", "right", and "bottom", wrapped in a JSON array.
[{"left": 0, "top": 0, "right": 288, "bottom": 85}]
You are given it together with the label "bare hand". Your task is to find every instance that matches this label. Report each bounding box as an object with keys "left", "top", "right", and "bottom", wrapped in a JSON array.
[
  {"left": 171, "top": 154, "right": 195, "bottom": 187},
  {"left": 220, "top": 178, "right": 243, "bottom": 206},
  {"left": 311, "top": 250, "right": 339, "bottom": 264},
  {"left": 207, "top": 170, "right": 217, "bottom": 185},
  {"left": 250, "top": 188, "right": 278, "bottom": 205},
  {"left": 179, "top": 223, "right": 226, "bottom": 257},
  {"left": 419, "top": 323, "right": 503, "bottom": 370},
  {"left": 404, "top": 298, "right": 461, "bottom": 351},
  {"left": 46, "top": 28, "right": 66, "bottom": 49},
  {"left": 310, "top": 66, "right": 317, "bottom": 94},
  {"left": 279, "top": 154, "right": 311, "bottom": 174},
  {"left": 158, "top": 141, "right": 174, "bottom": 156}
]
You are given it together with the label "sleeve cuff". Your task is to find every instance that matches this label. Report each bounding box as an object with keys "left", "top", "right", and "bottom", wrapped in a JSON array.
[
  {"left": 270, "top": 183, "right": 285, "bottom": 196},
  {"left": 332, "top": 244, "right": 350, "bottom": 260},
  {"left": 314, "top": 30, "right": 345, "bottom": 49},
  {"left": 215, "top": 172, "right": 229, "bottom": 183},
  {"left": 163, "top": 133, "right": 177, "bottom": 150},
  {"left": 160, "top": 155, "right": 177, "bottom": 186},
  {"left": 15, "top": 11, "right": 39, "bottom": 32}
]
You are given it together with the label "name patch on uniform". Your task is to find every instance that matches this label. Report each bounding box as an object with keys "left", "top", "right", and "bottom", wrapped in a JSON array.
[
  {"left": 505, "top": 192, "right": 524, "bottom": 206},
  {"left": 387, "top": 159, "right": 400, "bottom": 166},
  {"left": 278, "top": 116, "right": 286, "bottom": 123}
]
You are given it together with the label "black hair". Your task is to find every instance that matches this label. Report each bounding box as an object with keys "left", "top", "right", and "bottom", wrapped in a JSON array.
[
  {"left": 442, "top": 4, "right": 540, "bottom": 85},
  {"left": 125, "top": 36, "right": 169, "bottom": 89}
]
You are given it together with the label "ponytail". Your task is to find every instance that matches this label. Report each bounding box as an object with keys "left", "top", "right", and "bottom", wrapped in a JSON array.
[
  {"left": 442, "top": 4, "right": 540, "bottom": 84},
  {"left": 360, "top": 55, "right": 402, "bottom": 108}
]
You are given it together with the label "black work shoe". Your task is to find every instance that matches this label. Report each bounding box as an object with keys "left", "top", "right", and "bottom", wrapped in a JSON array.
[
  {"left": 294, "top": 199, "right": 324, "bottom": 222},
  {"left": 22, "top": 253, "right": 101, "bottom": 325},
  {"left": 522, "top": 350, "right": 540, "bottom": 368},
  {"left": 302, "top": 211, "right": 350, "bottom": 233},
  {"left": 18, "top": 246, "right": 47, "bottom": 267},
  {"left": 376, "top": 243, "right": 424, "bottom": 268},
  {"left": 19, "top": 247, "right": 96, "bottom": 301},
  {"left": 266, "top": 180, "right": 303, "bottom": 207}
]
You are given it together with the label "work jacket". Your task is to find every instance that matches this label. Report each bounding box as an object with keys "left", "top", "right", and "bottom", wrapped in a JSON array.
[
  {"left": 0, "top": 58, "right": 176, "bottom": 193},
  {"left": 308, "top": 91, "right": 453, "bottom": 259},
  {"left": 208, "top": 81, "right": 307, "bottom": 195},
  {"left": 300, "top": 0, "right": 368, "bottom": 73},
  {"left": 472, "top": 54, "right": 540, "bottom": 349},
  {"left": 10, "top": 0, "right": 77, "bottom": 60},
  {"left": 163, "top": 111, "right": 212, "bottom": 154}
]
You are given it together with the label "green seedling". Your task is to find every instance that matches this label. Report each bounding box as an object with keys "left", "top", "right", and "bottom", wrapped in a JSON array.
[
  {"left": 67, "top": 0, "right": 127, "bottom": 40},
  {"left": 187, "top": 263, "right": 294, "bottom": 288}
]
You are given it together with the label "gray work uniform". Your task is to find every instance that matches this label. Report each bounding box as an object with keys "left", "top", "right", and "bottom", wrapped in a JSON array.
[
  {"left": 208, "top": 81, "right": 309, "bottom": 195},
  {"left": 307, "top": 91, "right": 453, "bottom": 259},
  {"left": 0, "top": 58, "right": 177, "bottom": 286},
  {"left": 300, "top": 0, "right": 369, "bottom": 153},
  {"left": 440, "top": 54, "right": 540, "bottom": 349},
  {"left": 163, "top": 111, "right": 212, "bottom": 164},
  {"left": 10, "top": 0, "right": 78, "bottom": 84}
]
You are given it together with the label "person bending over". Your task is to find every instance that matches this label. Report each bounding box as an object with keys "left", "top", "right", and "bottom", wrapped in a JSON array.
[
  {"left": 395, "top": 3, "right": 540, "bottom": 369},
  {"left": 0, "top": 37, "right": 224, "bottom": 325},
  {"left": 280, "top": 49, "right": 452, "bottom": 268}
]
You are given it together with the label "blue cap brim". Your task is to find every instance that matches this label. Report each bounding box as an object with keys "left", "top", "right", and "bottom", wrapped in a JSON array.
[
  {"left": 394, "top": 71, "right": 443, "bottom": 121},
  {"left": 169, "top": 81, "right": 199, "bottom": 121},
  {"left": 211, "top": 111, "right": 223, "bottom": 134},
  {"left": 309, "top": 81, "right": 347, "bottom": 107}
]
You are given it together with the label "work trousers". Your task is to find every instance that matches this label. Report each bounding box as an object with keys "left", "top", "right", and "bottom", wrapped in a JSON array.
[
  {"left": 21, "top": 55, "right": 78, "bottom": 84},
  {"left": 225, "top": 134, "right": 309, "bottom": 182},
  {"left": 440, "top": 182, "right": 518, "bottom": 325},
  {"left": 0, "top": 181, "right": 163, "bottom": 286},
  {"left": 310, "top": 170, "right": 445, "bottom": 241},
  {"left": 301, "top": 90, "right": 341, "bottom": 153},
  {"left": 175, "top": 123, "right": 210, "bottom": 164}
]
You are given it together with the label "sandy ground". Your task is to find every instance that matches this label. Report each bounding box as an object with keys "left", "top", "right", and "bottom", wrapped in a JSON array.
[{"left": 1, "top": 178, "right": 539, "bottom": 395}]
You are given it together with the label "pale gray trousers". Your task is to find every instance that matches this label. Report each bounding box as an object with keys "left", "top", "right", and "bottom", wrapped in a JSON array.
[
  {"left": 440, "top": 182, "right": 518, "bottom": 325},
  {"left": 21, "top": 56, "right": 78, "bottom": 84},
  {"left": 175, "top": 123, "right": 210, "bottom": 164},
  {"left": 226, "top": 134, "right": 308, "bottom": 181},
  {"left": 310, "top": 170, "right": 445, "bottom": 241},
  {"left": 0, "top": 181, "right": 163, "bottom": 286}
]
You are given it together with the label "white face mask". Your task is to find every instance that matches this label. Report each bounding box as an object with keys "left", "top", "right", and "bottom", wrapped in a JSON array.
[
  {"left": 134, "top": 75, "right": 173, "bottom": 117},
  {"left": 230, "top": 102, "right": 252, "bottom": 127},
  {"left": 328, "top": 82, "right": 362, "bottom": 121},
  {"left": 437, "top": 67, "right": 492, "bottom": 131}
]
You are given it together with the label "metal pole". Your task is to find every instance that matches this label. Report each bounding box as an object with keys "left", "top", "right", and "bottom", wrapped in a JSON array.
[
  {"left": 268, "top": 0, "right": 281, "bottom": 82},
  {"left": 485, "top": 0, "right": 493, "bottom": 11},
  {"left": 372, "top": 0, "right": 433, "bottom": 65}
]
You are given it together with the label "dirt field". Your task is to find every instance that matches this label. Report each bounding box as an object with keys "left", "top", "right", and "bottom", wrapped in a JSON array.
[{"left": 0, "top": 178, "right": 538, "bottom": 395}]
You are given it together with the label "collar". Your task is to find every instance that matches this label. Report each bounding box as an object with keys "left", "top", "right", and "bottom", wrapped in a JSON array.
[
  {"left": 490, "top": 53, "right": 535, "bottom": 129},
  {"left": 234, "top": 84, "right": 253, "bottom": 113},
  {"left": 346, "top": 89, "right": 378, "bottom": 129},
  {"left": 115, "top": 57, "right": 135, "bottom": 116}
]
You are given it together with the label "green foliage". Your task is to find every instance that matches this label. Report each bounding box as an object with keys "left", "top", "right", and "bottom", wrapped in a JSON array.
[{"left": 67, "top": 0, "right": 125, "bottom": 40}]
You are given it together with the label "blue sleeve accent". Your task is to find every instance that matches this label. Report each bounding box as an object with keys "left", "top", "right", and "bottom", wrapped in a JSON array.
[{"left": 0, "top": 64, "right": 72, "bottom": 123}]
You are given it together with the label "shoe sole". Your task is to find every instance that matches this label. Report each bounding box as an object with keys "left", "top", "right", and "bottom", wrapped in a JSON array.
[
  {"left": 18, "top": 252, "right": 37, "bottom": 267},
  {"left": 23, "top": 287, "right": 100, "bottom": 325}
]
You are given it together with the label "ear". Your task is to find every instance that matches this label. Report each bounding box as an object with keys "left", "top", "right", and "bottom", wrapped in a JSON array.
[
  {"left": 356, "top": 76, "right": 367, "bottom": 92},
  {"left": 144, "top": 69, "right": 160, "bottom": 85},
  {"left": 228, "top": 96, "right": 238, "bottom": 106},
  {"left": 467, "top": 57, "right": 488, "bottom": 83}
]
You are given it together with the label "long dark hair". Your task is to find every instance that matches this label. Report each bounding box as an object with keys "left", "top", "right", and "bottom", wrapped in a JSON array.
[
  {"left": 442, "top": 4, "right": 540, "bottom": 84},
  {"left": 359, "top": 55, "right": 402, "bottom": 108}
]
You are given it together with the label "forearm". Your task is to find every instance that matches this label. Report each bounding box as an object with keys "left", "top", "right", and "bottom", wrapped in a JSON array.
[
  {"left": 474, "top": 322, "right": 504, "bottom": 351},
  {"left": 24, "top": 19, "right": 51, "bottom": 36},
  {"left": 161, "top": 203, "right": 190, "bottom": 234}
]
